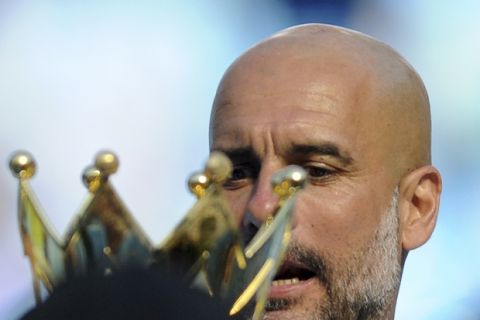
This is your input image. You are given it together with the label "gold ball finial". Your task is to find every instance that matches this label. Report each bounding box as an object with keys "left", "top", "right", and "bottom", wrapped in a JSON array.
[
  {"left": 272, "top": 165, "right": 307, "bottom": 198},
  {"left": 9, "top": 151, "right": 36, "bottom": 179},
  {"left": 188, "top": 172, "right": 210, "bottom": 198},
  {"left": 94, "top": 151, "right": 119, "bottom": 175},
  {"left": 205, "top": 151, "right": 232, "bottom": 183},
  {"left": 82, "top": 166, "right": 103, "bottom": 192}
]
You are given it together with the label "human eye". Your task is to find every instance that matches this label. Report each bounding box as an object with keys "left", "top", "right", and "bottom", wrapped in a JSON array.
[
  {"left": 223, "top": 165, "right": 256, "bottom": 190},
  {"left": 303, "top": 163, "right": 336, "bottom": 184}
]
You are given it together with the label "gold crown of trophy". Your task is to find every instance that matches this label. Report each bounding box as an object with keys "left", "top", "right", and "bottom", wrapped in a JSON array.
[{"left": 9, "top": 150, "right": 307, "bottom": 320}]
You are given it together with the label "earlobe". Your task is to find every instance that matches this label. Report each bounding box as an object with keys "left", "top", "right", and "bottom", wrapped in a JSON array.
[{"left": 399, "top": 165, "right": 442, "bottom": 251}]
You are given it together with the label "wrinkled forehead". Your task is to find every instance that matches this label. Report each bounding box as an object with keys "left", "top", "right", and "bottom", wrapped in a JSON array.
[{"left": 210, "top": 44, "right": 382, "bottom": 151}]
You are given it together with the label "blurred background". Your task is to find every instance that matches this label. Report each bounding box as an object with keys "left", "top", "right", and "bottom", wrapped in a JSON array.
[{"left": 0, "top": 0, "right": 479, "bottom": 319}]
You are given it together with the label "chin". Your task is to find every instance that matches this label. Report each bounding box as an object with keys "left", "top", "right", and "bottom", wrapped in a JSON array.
[
  {"left": 262, "top": 281, "right": 327, "bottom": 320},
  {"left": 262, "top": 309, "right": 293, "bottom": 320},
  {"left": 262, "top": 304, "right": 318, "bottom": 320}
]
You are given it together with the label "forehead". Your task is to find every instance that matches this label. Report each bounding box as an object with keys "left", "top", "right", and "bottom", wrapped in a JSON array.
[{"left": 210, "top": 50, "right": 381, "bottom": 160}]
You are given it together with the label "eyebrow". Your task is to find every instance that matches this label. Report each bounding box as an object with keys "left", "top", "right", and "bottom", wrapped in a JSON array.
[
  {"left": 290, "top": 143, "right": 353, "bottom": 166},
  {"left": 212, "top": 143, "right": 354, "bottom": 167},
  {"left": 212, "top": 147, "right": 260, "bottom": 164}
]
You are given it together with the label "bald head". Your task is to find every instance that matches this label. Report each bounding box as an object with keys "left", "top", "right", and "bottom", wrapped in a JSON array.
[
  {"left": 211, "top": 24, "right": 431, "bottom": 180},
  {"left": 209, "top": 25, "right": 440, "bottom": 319}
]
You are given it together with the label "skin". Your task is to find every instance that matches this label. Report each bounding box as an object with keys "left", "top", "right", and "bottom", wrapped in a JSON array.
[{"left": 209, "top": 24, "right": 442, "bottom": 319}]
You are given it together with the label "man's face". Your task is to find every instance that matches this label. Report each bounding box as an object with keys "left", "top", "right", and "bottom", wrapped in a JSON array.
[{"left": 210, "top": 46, "right": 403, "bottom": 319}]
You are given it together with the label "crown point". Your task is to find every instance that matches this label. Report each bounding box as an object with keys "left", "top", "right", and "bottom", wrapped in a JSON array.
[
  {"left": 188, "top": 172, "right": 210, "bottom": 198},
  {"left": 272, "top": 165, "right": 307, "bottom": 198},
  {"left": 205, "top": 151, "right": 232, "bottom": 183},
  {"left": 9, "top": 151, "right": 36, "bottom": 179},
  {"left": 94, "top": 151, "right": 119, "bottom": 175},
  {"left": 82, "top": 166, "right": 103, "bottom": 192}
]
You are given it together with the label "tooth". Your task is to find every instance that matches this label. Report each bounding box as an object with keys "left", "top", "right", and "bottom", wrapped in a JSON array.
[{"left": 272, "top": 277, "right": 302, "bottom": 286}]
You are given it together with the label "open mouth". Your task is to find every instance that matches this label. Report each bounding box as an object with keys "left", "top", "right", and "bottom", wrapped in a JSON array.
[{"left": 271, "top": 260, "right": 316, "bottom": 287}]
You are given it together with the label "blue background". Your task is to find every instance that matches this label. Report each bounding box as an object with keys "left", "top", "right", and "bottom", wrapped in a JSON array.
[{"left": 0, "top": 1, "right": 479, "bottom": 319}]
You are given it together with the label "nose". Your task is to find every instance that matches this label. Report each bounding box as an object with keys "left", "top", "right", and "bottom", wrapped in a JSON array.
[{"left": 241, "top": 164, "right": 280, "bottom": 244}]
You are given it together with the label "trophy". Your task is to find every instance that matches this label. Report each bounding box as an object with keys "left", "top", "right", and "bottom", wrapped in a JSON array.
[{"left": 9, "top": 150, "right": 307, "bottom": 319}]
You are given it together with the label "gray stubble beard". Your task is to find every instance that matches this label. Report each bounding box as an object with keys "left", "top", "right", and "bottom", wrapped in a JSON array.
[{"left": 264, "top": 188, "right": 402, "bottom": 320}]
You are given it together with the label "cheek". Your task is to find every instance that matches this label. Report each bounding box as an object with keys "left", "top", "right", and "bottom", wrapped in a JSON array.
[
  {"left": 292, "top": 186, "right": 381, "bottom": 253},
  {"left": 224, "top": 188, "right": 252, "bottom": 225}
]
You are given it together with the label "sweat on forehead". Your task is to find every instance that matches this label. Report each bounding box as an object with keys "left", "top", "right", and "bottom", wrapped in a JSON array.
[{"left": 210, "top": 24, "right": 431, "bottom": 174}]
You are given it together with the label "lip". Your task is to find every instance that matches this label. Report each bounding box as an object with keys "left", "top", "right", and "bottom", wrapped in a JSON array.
[{"left": 268, "top": 276, "right": 317, "bottom": 299}]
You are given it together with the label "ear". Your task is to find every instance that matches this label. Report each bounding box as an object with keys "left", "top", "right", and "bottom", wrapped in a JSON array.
[{"left": 398, "top": 165, "right": 442, "bottom": 251}]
